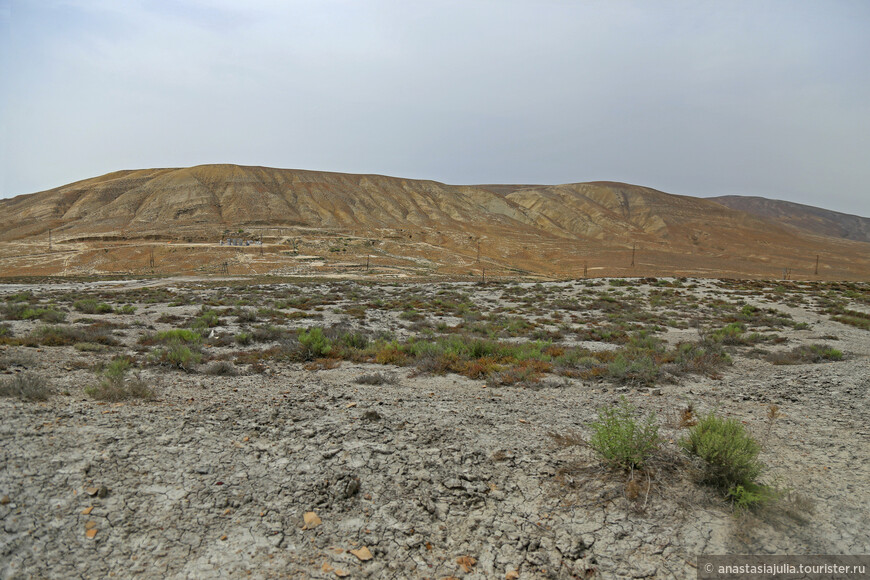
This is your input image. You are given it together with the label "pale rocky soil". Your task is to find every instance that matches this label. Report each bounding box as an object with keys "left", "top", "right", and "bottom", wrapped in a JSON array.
[{"left": 0, "top": 277, "right": 868, "bottom": 579}]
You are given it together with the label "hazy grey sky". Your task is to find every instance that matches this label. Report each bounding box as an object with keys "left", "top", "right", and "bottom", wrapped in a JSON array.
[{"left": 1, "top": 0, "right": 869, "bottom": 216}]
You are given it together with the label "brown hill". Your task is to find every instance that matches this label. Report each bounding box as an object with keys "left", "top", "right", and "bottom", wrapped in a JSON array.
[
  {"left": 710, "top": 195, "right": 870, "bottom": 243},
  {"left": 1, "top": 165, "right": 868, "bottom": 280}
]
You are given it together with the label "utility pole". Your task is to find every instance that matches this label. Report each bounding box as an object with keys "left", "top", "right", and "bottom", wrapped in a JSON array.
[
  {"left": 815, "top": 255, "right": 819, "bottom": 276},
  {"left": 631, "top": 243, "right": 636, "bottom": 267},
  {"left": 149, "top": 248, "right": 155, "bottom": 269},
  {"left": 477, "top": 239, "right": 481, "bottom": 262},
  {"left": 48, "top": 229, "right": 52, "bottom": 252}
]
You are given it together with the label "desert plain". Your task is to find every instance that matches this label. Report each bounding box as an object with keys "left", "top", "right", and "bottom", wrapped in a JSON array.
[{"left": 0, "top": 275, "right": 868, "bottom": 579}]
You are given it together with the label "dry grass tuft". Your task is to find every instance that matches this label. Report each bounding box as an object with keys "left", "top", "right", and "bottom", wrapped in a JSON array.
[{"left": 0, "top": 372, "right": 52, "bottom": 401}]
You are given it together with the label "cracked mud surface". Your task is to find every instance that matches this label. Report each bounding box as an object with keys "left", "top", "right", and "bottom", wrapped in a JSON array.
[{"left": 1, "top": 278, "right": 868, "bottom": 579}]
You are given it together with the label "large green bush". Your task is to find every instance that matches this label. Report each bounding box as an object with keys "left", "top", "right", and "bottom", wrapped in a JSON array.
[
  {"left": 681, "top": 413, "right": 764, "bottom": 490},
  {"left": 588, "top": 398, "right": 660, "bottom": 469},
  {"left": 298, "top": 327, "right": 333, "bottom": 358}
]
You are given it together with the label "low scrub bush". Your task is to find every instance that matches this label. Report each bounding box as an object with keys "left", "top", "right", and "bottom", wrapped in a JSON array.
[
  {"left": 190, "top": 308, "right": 220, "bottom": 331},
  {"left": 767, "top": 344, "right": 843, "bottom": 365},
  {"left": 729, "top": 482, "right": 777, "bottom": 512},
  {"left": 588, "top": 398, "right": 660, "bottom": 469},
  {"left": 706, "top": 322, "right": 764, "bottom": 346},
  {"left": 203, "top": 360, "right": 238, "bottom": 376},
  {"left": 74, "top": 342, "right": 107, "bottom": 352},
  {"left": 149, "top": 339, "right": 202, "bottom": 370},
  {"left": 667, "top": 342, "right": 731, "bottom": 376},
  {"left": 628, "top": 330, "right": 664, "bottom": 351},
  {"left": 681, "top": 413, "right": 766, "bottom": 503},
  {"left": 5, "top": 291, "right": 33, "bottom": 303},
  {"left": 251, "top": 324, "right": 288, "bottom": 343},
  {"left": 374, "top": 341, "right": 408, "bottom": 365},
  {"left": 0, "top": 372, "right": 52, "bottom": 401},
  {"left": 3, "top": 303, "right": 67, "bottom": 323},
  {"left": 354, "top": 372, "right": 398, "bottom": 385},
  {"left": 85, "top": 357, "right": 154, "bottom": 401},
  {"left": 325, "top": 324, "right": 370, "bottom": 350},
  {"left": 155, "top": 329, "right": 201, "bottom": 343},
  {"left": 0, "top": 351, "right": 34, "bottom": 371},
  {"left": 706, "top": 322, "right": 741, "bottom": 344},
  {"left": 73, "top": 298, "right": 114, "bottom": 314},
  {"left": 26, "top": 324, "right": 116, "bottom": 347},
  {"left": 298, "top": 327, "right": 333, "bottom": 358},
  {"left": 606, "top": 352, "right": 661, "bottom": 386},
  {"left": 831, "top": 313, "right": 870, "bottom": 330},
  {"left": 485, "top": 366, "right": 540, "bottom": 388},
  {"left": 234, "top": 308, "right": 259, "bottom": 323}
]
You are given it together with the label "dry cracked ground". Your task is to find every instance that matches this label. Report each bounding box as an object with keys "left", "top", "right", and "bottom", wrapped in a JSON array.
[{"left": 1, "top": 277, "right": 868, "bottom": 579}]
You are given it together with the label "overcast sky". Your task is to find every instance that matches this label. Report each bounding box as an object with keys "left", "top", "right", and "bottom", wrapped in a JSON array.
[{"left": 1, "top": 0, "right": 869, "bottom": 216}]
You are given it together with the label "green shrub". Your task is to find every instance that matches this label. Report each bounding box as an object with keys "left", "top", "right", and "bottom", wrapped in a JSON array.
[
  {"left": 6, "top": 292, "right": 33, "bottom": 303},
  {"left": 729, "top": 482, "right": 776, "bottom": 511},
  {"left": 399, "top": 308, "right": 424, "bottom": 321},
  {"left": 767, "top": 344, "right": 843, "bottom": 365},
  {"left": 27, "top": 325, "right": 81, "bottom": 346},
  {"left": 235, "top": 331, "right": 253, "bottom": 345},
  {"left": 155, "top": 329, "right": 201, "bottom": 343},
  {"left": 118, "top": 304, "right": 137, "bottom": 315},
  {"left": 606, "top": 352, "right": 660, "bottom": 386},
  {"left": 681, "top": 413, "right": 764, "bottom": 490},
  {"left": 628, "top": 330, "right": 664, "bottom": 351},
  {"left": 3, "top": 303, "right": 68, "bottom": 323},
  {"left": 104, "top": 357, "right": 131, "bottom": 380},
  {"left": 0, "top": 373, "right": 52, "bottom": 401},
  {"left": 339, "top": 330, "right": 369, "bottom": 350},
  {"left": 298, "top": 327, "right": 332, "bottom": 358},
  {"left": 149, "top": 339, "right": 202, "bottom": 370},
  {"left": 27, "top": 324, "right": 117, "bottom": 347},
  {"left": 85, "top": 357, "right": 154, "bottom": 401},
  {"left": 707, "top": 322, "right": 746, "bottom": 345},
  {"left": 669, "top": 342, "right": 731, "bottom": 376},
  {"left": 191, "top": 308, "right": 220, "bottom": 331},
  {"left": 73, "top": 299, "right": 114, "bottom": 314},
  {"left": 235, "top": 309, "right": 258, "bottom": 323},
  {"left": 167, "top": 342, "right": 201, "bottom": 369},
  {"left": 588, "top": 398, "right": 660, "bottom": 469},
  {"left": 251, "top": 324, "right": 287, "bottom": 342}
]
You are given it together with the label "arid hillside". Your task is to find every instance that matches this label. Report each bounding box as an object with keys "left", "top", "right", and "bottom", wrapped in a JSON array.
[
  {"left": 1, "top": 165, "right": 868, "bottom": 280},
  {"left": 710, "top": 195, "right": 870, "bottom": 243}
]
